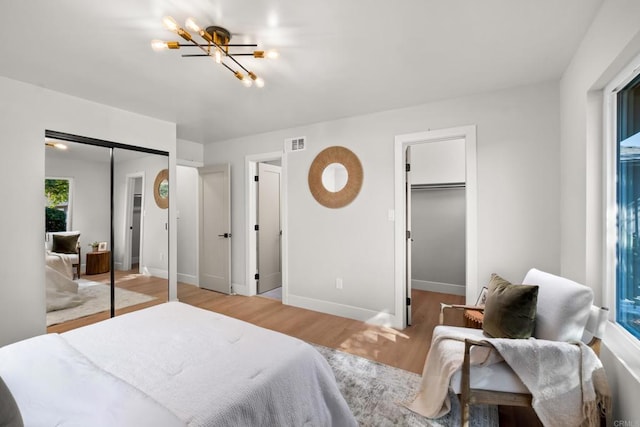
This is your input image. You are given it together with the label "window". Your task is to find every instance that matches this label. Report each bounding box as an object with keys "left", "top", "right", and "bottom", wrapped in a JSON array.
[
  {"left": 614, "top": 72, "right": 640, "bottom": 339},
  {"left": 45, "top": 178, "right": 72, "bottom": 232}
]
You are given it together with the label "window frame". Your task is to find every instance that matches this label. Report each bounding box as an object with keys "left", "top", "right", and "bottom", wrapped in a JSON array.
[{"left": 604, "top": 51, "right": 640, "bottom": 344}]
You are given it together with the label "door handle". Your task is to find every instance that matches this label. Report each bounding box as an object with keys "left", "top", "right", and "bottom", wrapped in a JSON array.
[{"left": 218, "top": 233, "right": 232, "bottom": 238}]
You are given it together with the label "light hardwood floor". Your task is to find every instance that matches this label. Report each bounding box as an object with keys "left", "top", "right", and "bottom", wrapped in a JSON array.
[{"left": 47, "top": 272, "right": 539, "bottom": 425}]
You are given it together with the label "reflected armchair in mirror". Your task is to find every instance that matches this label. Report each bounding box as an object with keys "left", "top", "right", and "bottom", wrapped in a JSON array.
[{"left": 46, "top": 231, "right": 81, "bottom": 279}]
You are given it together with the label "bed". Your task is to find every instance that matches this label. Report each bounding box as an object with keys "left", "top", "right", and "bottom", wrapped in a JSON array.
[{"left": 0, "top": 302, "right": 357, "bottom": 426}]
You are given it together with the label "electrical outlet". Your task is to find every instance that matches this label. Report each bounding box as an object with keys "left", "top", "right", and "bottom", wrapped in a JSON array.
[{"left": 336, "top": 277, "right": 343, "bottom": 290}]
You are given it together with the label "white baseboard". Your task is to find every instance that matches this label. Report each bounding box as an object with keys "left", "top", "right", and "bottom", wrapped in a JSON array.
[
  {"left": 177, "top": 273, "right": 198, "bottom": 286},
  {"left": 287, "top": 294, "right": 400, "bottom": 328},
  {"left": 146, "top": 267, "right": 168, "bottom": 279},
  {"left": 232, "top": 282, "right": 249, "bottom": 296},
  {"left": 412, "top": 279, "right": 465, "bottom": 296}
]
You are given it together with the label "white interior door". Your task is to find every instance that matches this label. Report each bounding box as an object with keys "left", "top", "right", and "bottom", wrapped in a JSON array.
[
  {"left": 257, "top": 163, "right": 282, "bottom": 293},
  {"left": 406, "top": 146, "right": 413, "bottom": 326},
  {"left": 199, "top": 164, "right": 231, "bottom": 294}
]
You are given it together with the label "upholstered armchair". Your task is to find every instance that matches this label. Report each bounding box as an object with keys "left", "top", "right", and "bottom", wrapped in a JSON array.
[
  {"left": 45, "top": 231, "right": 81, "bottom": 279},
  {"left": 436, "top": 269, "right": 610, "bottom": 427}
]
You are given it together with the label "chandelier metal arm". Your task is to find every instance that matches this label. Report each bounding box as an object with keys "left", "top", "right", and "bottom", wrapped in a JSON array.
[
  {"left": 180, "top": 53, "right": 261, "bottom": 57},
  {"left": 178, "top": 43, "right": 258, "bottom": 48}
]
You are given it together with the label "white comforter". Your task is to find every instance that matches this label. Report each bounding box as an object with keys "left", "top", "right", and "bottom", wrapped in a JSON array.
[
  {"left": 3, "top": 302, "right": 356, "bottom": 427},
  {"left": 0, "top": 333, "right": 185, "bottom": 427}
]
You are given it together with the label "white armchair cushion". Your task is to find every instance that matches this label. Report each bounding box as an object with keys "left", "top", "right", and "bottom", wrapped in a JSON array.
[
  {"left": 439, "top": 326, "right": 529, "bottom": 395},
  {"left": 522, "top": 268, "right": 593, "bottom": 342}
]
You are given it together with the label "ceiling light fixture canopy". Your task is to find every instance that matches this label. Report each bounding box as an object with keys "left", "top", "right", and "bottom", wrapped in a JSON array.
[{"left": 152, "top": 16, "right": 277, "bottom": 88}]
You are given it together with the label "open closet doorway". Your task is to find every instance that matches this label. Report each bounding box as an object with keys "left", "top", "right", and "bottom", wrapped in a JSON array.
[
  {"left": 257, "top": 161, "right": 282, "bottom": 298},
  {"left": 394, "top": 126, "right": 478, "bottom": 329},
  {"left": 246, "top": 151, "right": 285, "bottom": 301}
]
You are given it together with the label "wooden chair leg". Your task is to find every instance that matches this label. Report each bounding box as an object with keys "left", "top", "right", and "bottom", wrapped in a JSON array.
[{"left": 461, "top": 340, "right": 471, "bottom": 427}]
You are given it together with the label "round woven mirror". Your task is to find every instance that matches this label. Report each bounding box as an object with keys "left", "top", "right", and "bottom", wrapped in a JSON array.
[
  {"left": 153, "top": 169, "right": 169, "bottom": 209},
  {"left": 308, "top": 146, "right": 363, "bottom": 208}
]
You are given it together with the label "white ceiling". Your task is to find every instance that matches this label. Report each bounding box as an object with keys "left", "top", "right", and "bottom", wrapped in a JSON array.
[{"left": 0, "top": 0, "right": 602, "bottom": 144}]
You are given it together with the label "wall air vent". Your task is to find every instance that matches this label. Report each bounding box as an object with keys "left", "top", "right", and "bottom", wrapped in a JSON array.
[{"left": 285, "top": 136, "right": 306, "bottom": 152}]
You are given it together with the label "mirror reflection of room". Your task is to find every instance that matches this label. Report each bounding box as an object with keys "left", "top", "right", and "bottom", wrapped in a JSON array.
[{"left": 44, "top": 138, "right": 168, "bottom": 333}]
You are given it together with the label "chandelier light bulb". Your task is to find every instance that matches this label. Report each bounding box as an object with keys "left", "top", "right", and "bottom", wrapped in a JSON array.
[
  {"left": 242, "top": 77, "right": 253, "bottom": 87},
  {"left": 266, "top": 49, "right": 279, "bottom": 59},
  {"left": 151, "top": 40, "right": 169, "bottom": 51},
  {"left": 162, "top": 16, "right": 179, "bottom": 33},
  {"left": 213, "top": 48, "right": 222, "bottom": 64},
  {"left": 185, "top": 17, "right": 201, "bottom": 33},
  {"left": 249, "top": 72, "right": 265, "bottom": 88}
]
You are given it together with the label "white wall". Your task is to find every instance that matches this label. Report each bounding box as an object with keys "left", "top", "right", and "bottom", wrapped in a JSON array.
[
  {"left": 560, "top": 0, "right": 640, "bottom": 422},
  {"left": 204, "top": 80, "right": 560, "bottom": 324},
  {"left": 176, "top": 165, "right": 199, "bottom": 285},
  {"left": 177, "top": 139, "right": 204, "bottom": 166},
  {"left": 411, "top": 139, "right": 466, "bottom": 184},
  {"left": 0, "top": 75, "right": 177, "bottom": 347},
  {"left": 45, "top": 152, "right": 111, "bottom": 272}
]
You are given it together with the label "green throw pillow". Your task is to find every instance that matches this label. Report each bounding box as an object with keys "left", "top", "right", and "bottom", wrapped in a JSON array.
[
  {"left": 482, "top": 273, "right": 538, "bottom": 339},
  {"left": 51, "top": 234, "right": 79, "bottom": 254}
]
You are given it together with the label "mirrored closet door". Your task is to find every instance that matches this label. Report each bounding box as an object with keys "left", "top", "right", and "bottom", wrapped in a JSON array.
[{"left": 44, "top": 132, "right": 168, "bottom": 332}]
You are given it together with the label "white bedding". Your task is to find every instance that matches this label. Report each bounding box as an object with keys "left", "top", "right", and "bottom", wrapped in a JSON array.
[
  {"left": 2, "top": 302, "right": 356, "bottom": 427},
  {"left": 0, "top": 333, "right": 184, "bottom": 427}
]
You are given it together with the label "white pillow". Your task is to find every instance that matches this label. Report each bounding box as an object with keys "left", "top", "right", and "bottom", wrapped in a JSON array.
[{"left": 522, "top": 268, "right": 593, "bottom": 342}]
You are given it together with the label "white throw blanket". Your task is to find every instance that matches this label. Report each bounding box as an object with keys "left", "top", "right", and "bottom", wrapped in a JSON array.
[
  {"left": 46, "top": 251, "right": 73, "bottom": 279},
  {"left": 405, "top": 326, "right": 498, "bottom": 418},
  {"left": 490, "top": 338, "right": 610, "bottom": 427},
  {"left": 406, "top": 328, "right": 610, "bottom": 426},
  {"left": 45, "top": 264, "right": 85, "bottom": 312}
]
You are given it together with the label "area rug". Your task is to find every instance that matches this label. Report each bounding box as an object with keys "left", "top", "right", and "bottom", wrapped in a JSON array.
[
  {"left": 313, "top": 344, "right": 498, "bottom": 427},
  {"left": 46, "top": 280, "right": 156, "bottom": 326}
]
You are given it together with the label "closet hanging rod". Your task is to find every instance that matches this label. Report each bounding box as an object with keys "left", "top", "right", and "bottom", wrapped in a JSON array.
[{"left": 411, "top": 182, "right": 465, "bottom": 190}]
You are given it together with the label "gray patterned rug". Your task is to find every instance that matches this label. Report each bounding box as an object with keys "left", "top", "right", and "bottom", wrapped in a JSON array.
[{"left": 313, "top": 344, "right": 498, "bottom": 427}]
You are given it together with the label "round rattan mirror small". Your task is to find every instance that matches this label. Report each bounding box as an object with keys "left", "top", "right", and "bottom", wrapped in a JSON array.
[
  {"left": 153, "top": 169, "right": 169, "bottom": 209},
  {"left": 308, "top": 146, "right": 363, "bottom": 208}
]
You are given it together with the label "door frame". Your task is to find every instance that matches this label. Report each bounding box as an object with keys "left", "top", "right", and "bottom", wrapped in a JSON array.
[
  {"left": 393, "top": 125, "right": 478, "bottom": 329},
  {"left": 245, "top": 151, "right": 287, "bottom": 299},
  {"left": 122, "top": 172, "right": 144, "bottom": 272}
]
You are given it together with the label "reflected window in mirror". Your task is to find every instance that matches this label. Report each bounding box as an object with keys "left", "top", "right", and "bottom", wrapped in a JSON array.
[{"left": 45, "top": 177, "right": 72, "bottom": 232}]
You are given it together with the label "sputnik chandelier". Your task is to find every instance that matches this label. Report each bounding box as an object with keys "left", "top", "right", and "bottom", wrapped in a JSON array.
[{"left": 151, "top": 16, "right": 279, "bottom": 88}]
